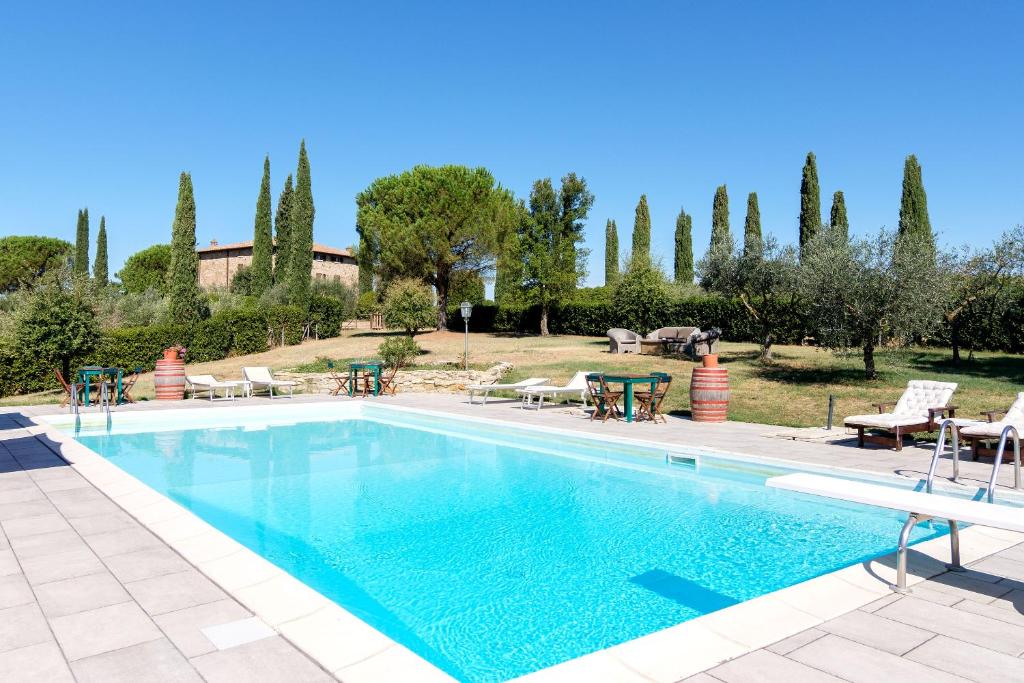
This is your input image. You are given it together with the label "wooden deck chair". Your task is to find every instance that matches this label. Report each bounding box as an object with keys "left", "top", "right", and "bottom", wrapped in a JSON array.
[
  {"left": 636, "top": 372, "right": 672, "bottom": 423},
  {"left": 54, "top": 369, "right": 81, "bottom": 408},
  {"left": 844, "top": 380, "right": 958, "bottom": 451},
  {"left": 378, "top": 364, "right": 400, "bottom": 396},
  {"left": 585, "top": 373, "right": 622, "bottom": 422},
  {"left": 325, "top": 361, "right": 346, "bottom": 397},
  {"left": 120, "top": 369, "right": 141, "bottom": 404}
]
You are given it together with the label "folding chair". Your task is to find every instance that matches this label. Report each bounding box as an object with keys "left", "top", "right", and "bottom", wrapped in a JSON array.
[
  {"left": 378, "top": 365, "right": 399, "bottom": 396},
  {"left": 326, "top": 361, "right": 346, "bottom": 397},
  {"left": 54, "top": 369, "right": 81, "bottom": 409},
  {"left": 636, "top": 372, "right": 672, "bottom": 423},
  {"left": 586, "top": 373, "right": 623, "bottom": 422},
  {"left": 120, "top": 369, "right": 141, "bottom": 404}
]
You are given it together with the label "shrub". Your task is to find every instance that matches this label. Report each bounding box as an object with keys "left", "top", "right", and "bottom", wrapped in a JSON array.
[
  {"left": 226, "top": 308, "right": 269, "bottom": 355},
  {"left": 13, "top": 274, "right": 98, "bottom": 381},
  {"left": 310, "top": 295, "right": 346, "bottom": 338},
  {"left": 266, "top": 305, "right": 305, "bottom": 345},
  {"left": 230, "top": 266, "right": 254, "bottom": 295},
  {"left": 612, "top": 258, "right": 672, "bottom": 334},
  {"left": 378, "top": 336, "right": 421, "bottom": 368},
  {"left": 382, "top": 278, "right": 436, "bottom": 336},
  {"left": 186, "top": 314, "right": 232, "bottom": 362},
  {"left": 356, "top": 290, "right": 379, "bottom": 318}
]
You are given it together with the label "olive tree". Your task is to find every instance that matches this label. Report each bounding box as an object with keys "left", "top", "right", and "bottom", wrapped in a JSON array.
[
  {"left": 698, "top": 233, "right": 801, "bottom": 362},
  {"left": 612, "top": 256, "right": 671, "bottom": 334},
  {"left": 381, "top": 278, "right": 436, "bottom": 337},
  {"left": 800, "top": 226, "right": 943, "bottom": 379},
  {"left": 13, "top": 271, "right": 97, "bottom": 382}
]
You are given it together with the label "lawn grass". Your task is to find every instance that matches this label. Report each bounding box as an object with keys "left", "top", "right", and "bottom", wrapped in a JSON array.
[{"left": 5, "top": 329, "right": 1021, "bottom": 428}]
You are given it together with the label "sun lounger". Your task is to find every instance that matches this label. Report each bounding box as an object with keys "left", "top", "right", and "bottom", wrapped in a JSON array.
[
  {"left": 844, "top": 380, "right": 958, "bottom": 451},
  {"left": 518, "top": 371, "right": 595, "bottom": 410},
  {"left": 242, "top": 367, "right": 298, "bottom": 399},
  {"left": 186, "top": 375, "right": 236, "bottom": 401},
  {"left": 466, "top": 377, "right": 549, "bottom": 405},
  {"left": 768, "top": 472, "right": 1024, "bottom": 592},
  {"left": 961, "top": 393, "right": 1024, "bottom": 460}
]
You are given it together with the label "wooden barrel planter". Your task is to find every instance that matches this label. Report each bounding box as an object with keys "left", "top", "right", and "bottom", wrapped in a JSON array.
[
  {"left": 690, "top": 359, "right": 729, "bottom": 422},
  {"left": 154, "top": 348, "right": 186, "bottom": 401}
]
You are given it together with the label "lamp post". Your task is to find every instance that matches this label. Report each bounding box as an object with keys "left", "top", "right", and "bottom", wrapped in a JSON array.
[{"left": 460, "top": 301, "right": 473, "bottom": 370}]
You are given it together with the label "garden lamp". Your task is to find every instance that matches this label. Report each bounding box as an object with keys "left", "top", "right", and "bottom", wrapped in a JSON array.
[{"left": 460, "top": 301, "right": 473, "bottom": 370}]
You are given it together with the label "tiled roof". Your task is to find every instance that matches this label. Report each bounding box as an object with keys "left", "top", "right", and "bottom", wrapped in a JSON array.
[{"left": 197, "top": 240, "right": 353, "bottom": 258}]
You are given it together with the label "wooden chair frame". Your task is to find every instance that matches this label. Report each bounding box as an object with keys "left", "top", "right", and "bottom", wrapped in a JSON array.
[
  {"left": 120, "top": 371, "right": 140, "bottom": 404},
  {"left": 586, "top": 374, "right": 623, "bottom": 422},
  {"left": 636, "top": 373, "right": 672, "bottom": 423},
  {"left": 847, "top": 402, "right": 956, "bottom": 452},
  {"left": 378, "top": 365, "right": 400, "bottom": 396},
  {"left": 54, "top": 369, "right": 81, "bottom": 408}
]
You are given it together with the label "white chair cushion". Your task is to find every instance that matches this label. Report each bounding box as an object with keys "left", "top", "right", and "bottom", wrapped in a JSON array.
[
  {"left": 892, "top": 380, "right": 957, "bottom": 417},
  {"left": 1003, "top": 392, "right": 1024, "bottom": 422}
]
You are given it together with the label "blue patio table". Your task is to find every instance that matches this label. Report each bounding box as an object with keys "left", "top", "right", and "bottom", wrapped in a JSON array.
[
  {"left": 77, "top": 366, "right": 123, "bottom": 406},
  {"left": 600, "top": 373, "right": 659, "bottom": 423},
  {"left": 348, "top": 361, "right": 383, "bottom": 397}
]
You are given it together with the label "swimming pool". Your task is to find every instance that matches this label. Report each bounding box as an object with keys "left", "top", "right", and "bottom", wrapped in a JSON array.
[{"left": 68, "top": 405, "right": 946, "bottom": 682}]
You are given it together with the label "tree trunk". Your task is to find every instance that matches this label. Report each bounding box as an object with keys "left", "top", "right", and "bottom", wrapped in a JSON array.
[
  {"left": 435, "top": 277, "right": 448, "bottom": 331},
  {"left": 863, "top": 343, "right": 877, "bottom": 380},
  {"left": 759, "top": 333, "right": 773, "bottom": 362},
  {"left": 540, "top": 304, "right": 550, "bottom": 336},
  {"left": 950, "top": 321, "right": 961, "bottom": 364}
]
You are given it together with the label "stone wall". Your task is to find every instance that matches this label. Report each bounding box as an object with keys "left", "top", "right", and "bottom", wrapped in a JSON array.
[{"left": 275, "top": 362, "right": 513, "bottom": 395}]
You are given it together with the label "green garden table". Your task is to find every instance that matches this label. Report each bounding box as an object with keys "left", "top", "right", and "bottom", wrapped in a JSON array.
[
  {"left": 601, "top": 373, "right": 659, "bottom": 423},
  {"left": 77, "top": 366, "right": 123, "bottom": 406},
  {"left": 348, "top": 362, "right": 383, "bottom": 397}
]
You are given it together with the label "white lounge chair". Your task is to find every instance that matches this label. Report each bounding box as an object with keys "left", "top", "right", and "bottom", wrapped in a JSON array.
[
  {"left": 186, "top": 375, "right": 236, "bottom": 401},
  {"left": 768, "top": 472, "right": 1024, "bottom": 593},
  {"left": 466, "top": 377, "right": 550, "bottom": 405},
  {"left": 242, "top": 367, "right": 298, "bottom": 399},
  {"left": 961, "top": 393, "right": 1024, "bottom": 459},
  {"left": 844, "top": 380, "right": 958, "bottom": 451},
  {"left": 517, "top": 371, "right": 595, "bottom": 410}
]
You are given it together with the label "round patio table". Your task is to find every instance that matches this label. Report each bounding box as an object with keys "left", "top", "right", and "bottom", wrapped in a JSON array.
[{"left": 601, "top": 373, "right": 659, "bottom": 423}]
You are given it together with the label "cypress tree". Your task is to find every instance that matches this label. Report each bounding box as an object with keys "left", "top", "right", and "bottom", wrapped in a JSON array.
[
  {"left": 830, "top": 190, "right": 849, "bottom": 240},
  {"left": 743, "top": 192, "right": 762, "bottom": 256},
  {"left": 94, "top": 216, "right": 108, "bottom": 285},
  {"left": 710, "top": 185, "right": 730, "bottom": 250},
  {"left": 604, "top": 219, "right": 619, "bottom": 285},
  {"left": 273, "top": 174, "right": 294, "bottom": 284},
  {"left": 674, "top": 208, "right": 694, "bottom": 284},
  {"left": 631, "top": 195, "right": 651, "bottom": 264},
  {"left": 74, "top": 208, "right": 90, "bottom": 275},
  {"left": 167, "top": 172, "right": 205, "bottom": 325},
  {"left": 250, "top": 156, "right": 274, "bottom": 296},
  {"left": 898, "top": 154, "right": 934, "bottom": 254},
  {"left": 287, "top": 140, "right": 315, "bottom": 313},
  {"left": 799, "top": 151, "right": 821, "bottom": 253}
]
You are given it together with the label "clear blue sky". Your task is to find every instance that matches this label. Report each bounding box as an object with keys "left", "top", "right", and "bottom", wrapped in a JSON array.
[{"left": 2, "top": 1, "right": 1021, "bottom": 286}]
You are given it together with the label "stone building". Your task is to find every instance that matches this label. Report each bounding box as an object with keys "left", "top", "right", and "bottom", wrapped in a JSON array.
[{"left": 197, "top": 240, "right": 358, "bottom": 290}]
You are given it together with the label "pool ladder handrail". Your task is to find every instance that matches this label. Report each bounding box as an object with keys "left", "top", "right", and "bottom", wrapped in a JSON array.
[
  {"left": 926, "top": 418, "right": 960, "bottom": 493},
  {"left": 985, "top": 424, "right": 1021, "bottom": 503}
]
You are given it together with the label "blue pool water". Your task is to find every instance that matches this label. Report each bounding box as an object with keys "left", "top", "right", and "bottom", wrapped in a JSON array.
[{"left": 75, "top": 413, "right": 946, "bottom": 682}]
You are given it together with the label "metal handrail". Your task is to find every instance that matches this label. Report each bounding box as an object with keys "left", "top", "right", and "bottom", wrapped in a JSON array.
[
  {"left": 926, "top": 419, "right": 960, "bottom": 493},
  {"left": 986, "top": 424, "right": 1021, "bottom": 503}
]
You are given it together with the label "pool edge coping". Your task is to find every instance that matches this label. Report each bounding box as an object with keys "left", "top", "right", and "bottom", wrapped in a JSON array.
[{"left": 24, "top": 403, "right": 1024, "bottom": 683}]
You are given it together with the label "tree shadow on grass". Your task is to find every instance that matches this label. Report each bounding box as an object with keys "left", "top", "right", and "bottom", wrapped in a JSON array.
[
  {"left": 749, "top": 363, "right": 870, "bottom": 386},
  {"left": 906, "top": 353, "right": 1024, "bottom": 384}
]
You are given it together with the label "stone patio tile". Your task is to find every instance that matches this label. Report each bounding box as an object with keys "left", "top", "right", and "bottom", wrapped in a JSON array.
[
  {"left": 954, "top": 597, "right": 1024, "bottom": 629},
  {"left": 85, "top": 526, "right": 165, "bottom": 558},
  {"left": 71, "top": 637, "right": 203, "bottom": 683},
  {"left": 917, "top": 570, "right": 1015, "bottom": 603},
  {"left": 0, "top": 498, "right": 57, "bottom": 521},
  {"left": 45, "top": 488, "right": 120, "bottom": 519},
  {"left": 876, "top": 595, "right": 1024, "bottom": 655},
  {"left": 0, "top": 548, "right": 19, "bottom": 577},
  {"left": 125, "top": 569, "right": 227, "bottom": 616},
  {"left": 0, "top": 641, "right": 74, "bottom": 682},
  {"left": 765, "top": 628, "right": 827, "bottom": 656},
  {"left": 818, "top": 608, "right": 933, "bottom": 655},
  {"left": 104, "top": 546, "right": 191, "bottom": 583},
  {"left": 50, "top": 601, "right": 163, "bottom": 661},
  {"left": 904, "top": 584, "right": 964, "bottom": 607},
  {"left": 67, "top": 510, "right": 138, "bottom": 536},
  {"left": 905, "top": 634, "right": 1024, "bottom": 682},
  {"left": 707, "top": 649, "right": 843, "bottom": 682},
  {"left": 0, "top": 473, "right": 33, "bottom": 492},
  {"left": 189, "top": 635, "right": 333, "bottom": 682},
  {"left": 152, "top": 598, "right": 252, "bottom": 658},
  {"left": 1, "top": 512, "right": 72, "bottom": 539},
  {"left": 0, "top": 603, "right": 52, "bottom": 653},
  {"left": 0, "top": 485, "right": 45, "bottom": 505},
  {"left": 681, "top": 674, "right": 722, "bottom": 683},
  {"left": 0, "top": 573, "right": 34, "bottom": 609},
  {"left": 969, "top": 555, "right": 1024, "bottom": 584},
  {"left": 10, "top": 529, "right": 87, "bottom": 560},
  {"left": 788, "top": 633, "right": 962, "bottom": 683},
  {"left": 35, "top": 473, "right": 91, "bottom": 493},
  {"left": 19, "top": 546, "right": 105, "bottom": 585},
  {"left": 34, "top": 571, "right": 131, "bottom": 618}
]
